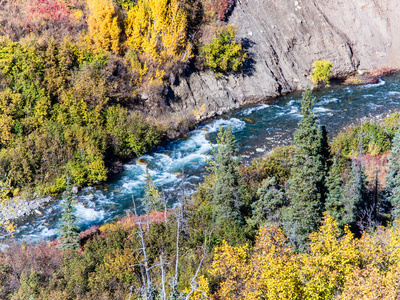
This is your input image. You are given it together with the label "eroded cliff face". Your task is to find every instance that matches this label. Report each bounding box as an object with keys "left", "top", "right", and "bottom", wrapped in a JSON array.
[{"left": 162, "top": 0, "right": 400, "bottom": 119}]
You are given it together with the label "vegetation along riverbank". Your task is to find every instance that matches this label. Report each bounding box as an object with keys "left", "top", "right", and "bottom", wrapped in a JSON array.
[
  {"left": 2, "top": 0, "right": 400, "bottom": 298},
  {"left": 2, "top": 86, "right": 400, "bottom": 298}
]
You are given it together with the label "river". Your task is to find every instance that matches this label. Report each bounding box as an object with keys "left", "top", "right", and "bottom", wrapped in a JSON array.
[{"left": 11, "top": 73, "right": 400, "bottom": 242}]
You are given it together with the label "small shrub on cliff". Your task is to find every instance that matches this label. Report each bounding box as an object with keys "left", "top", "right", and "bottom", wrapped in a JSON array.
[
  {"left": 201, "top": 25, "right": 246, "bottom": 77},
  {"left": 310, "top": 60, "right": 333, "bottom": 87}
]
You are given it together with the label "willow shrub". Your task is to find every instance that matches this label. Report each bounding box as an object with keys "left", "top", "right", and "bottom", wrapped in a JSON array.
[
  {"left": 201, "top": 25, "right": 247, "bottom": 77},
  {"left": 310, "top": 60, "right": 333, "bottom": 87},
  {"left": 331, "top": 120, "right": 393, "bottom": 158}
]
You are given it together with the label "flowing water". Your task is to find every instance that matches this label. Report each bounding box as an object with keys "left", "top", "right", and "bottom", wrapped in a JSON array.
[{"left": 10, "top": 73, "right": 400, "bottom": 242}]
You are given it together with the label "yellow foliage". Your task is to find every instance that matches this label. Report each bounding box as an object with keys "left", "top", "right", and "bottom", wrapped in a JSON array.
[
  {"left": 211, "top": 241, "right": 253, "bottom": 300},
  {"left": 338, "top": 223, "right": 400, "bottom": 299},
  {"left": 211, "top": 214, "right": 400, "bottom": 300},
  {"left": 0, "top": 174, "right": 15, "bottom": 238},
  {"left": 253, "top": 226, "right": 302, "bottom": 300},
  {"left": 0, "top": 89, "right": 23, "bottom": 145},
  {"left": 103, "top": 248, "right": 138, "bottom": 283},
  {"left": 125, "top": 0, "right": 192, "bottom": 64},
  {"left": 194, "top": 104, "right": 206, "bottom": 119},
  {"left": 125, "top": 49, "right": 148, "bottom": 84},
  {"left": 87, "top": 0, "right": 121, "bottom": 53},
  {"left": 3, "top": 220, "right": 16, "bottom": 237},
  {"left": 301, "top": 213, "right": 361, "bottom": 299},
  {"left": 310, "top": 60, "right": 333, "bottom": 87},
  {"left": 73, "top": 9, "right": 84, "bottom": 21},
  {"left": 184, "top": 275, "right": 210, "bottom": 300}
]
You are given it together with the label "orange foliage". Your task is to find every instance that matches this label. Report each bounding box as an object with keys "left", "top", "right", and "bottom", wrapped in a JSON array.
[
  {"left": 99, "top": 210, "right": 168, "bottom": 234},
  {"left": 371, "top": 67, "right": 397, "bottom": 77},
  {"left": 87, "top": 0, "right": 121, "bottom": 53}
]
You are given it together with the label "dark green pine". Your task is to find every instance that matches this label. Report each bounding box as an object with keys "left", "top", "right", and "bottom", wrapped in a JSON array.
[
  {"left": 325, "top": 157, "right": 347, "bottom": 228},
  {"left": 249, "top": 177, "right": 286, "bottom": 227},
  {"left": 341, "top": 156, "right": 367, "bottom": 227},
  {"left": 57, "top": 178, "right": 80, "bottom": 250},
  {"left": 206, "top": 125, "right": 244, "bottom": 225},
  {"left": 386, "top": 127, "right": 400, "bottom": 219},
  {"left": 283, "top": 87, "right": 329, "bottom": 249}
]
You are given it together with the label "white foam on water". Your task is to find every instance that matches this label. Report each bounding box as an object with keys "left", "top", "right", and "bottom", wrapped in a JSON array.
[
  {"left": 74, "top": 202, "right": 105, "bottom": 225},
  {"left": 367, "top": 103, "right": 382, "bottom": 109},
  {"left": 90, "top": 190, "right": 116, "bottom": 205},
  {"left": 313, "top": 107, "right": 332, "bottom": 113},
  {"left": 318, "top": 97, "right": 340, "bottom": 105},
  {"left": 124, "top": 162, "right": 147, "bottom": 172},
  {"left": 361, "top": 79, "right": 385, "bottom": 89},
  {"left": 28, "top": 226, "right": 58, "bottom": 240},
  {"left": 121, "top": 174, "right": 146, "bottom": 193},
  {"left": 363, "top": 94, "right": 374, "bottom": 99},
  {"left": 111, "top": 118, "right": 246, "bottom": 207},
  {"left": 205, "top": 118, "right": 246, "bottom": 133},
  {"left": 240, "top": 103, "right": 270, "bottom": 116},
  {"left": 154, "top": 172, "right": 178, "bottom": 186},
  {"left": 388, "top": 91, "right": 400, "bottom": 96},
  {"left": 285, "top": 100, "right": 301, "bottom": 117},
  {"left": 116, "top": 124, "right": 213, "bottom": 196}
]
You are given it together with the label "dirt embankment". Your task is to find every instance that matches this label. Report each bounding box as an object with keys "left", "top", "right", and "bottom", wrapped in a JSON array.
[{"left": 159, "top": 0, "right": 400, "bottom": 119}]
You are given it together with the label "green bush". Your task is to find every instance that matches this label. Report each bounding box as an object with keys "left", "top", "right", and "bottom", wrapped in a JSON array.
[
  {"left": 201, "top": 25, "right": 247, "bottom": 77},
  {"left": 105, "top": 106, "right": 160, "bottom": 158},
  {"left": 310, "top": 60, "right": 333, "bottom": 87},
  {"left": 384, "top": 112, "right": 400, "bottom": 136},
  {"left": 0, "top": 37, "right": 162, "bottom": 196},
  {"left": 240, "top": 145, "right": 296, "bottom": 195},
  {"left": 331, "top": 120, "right": 392, "bottom": 157}
]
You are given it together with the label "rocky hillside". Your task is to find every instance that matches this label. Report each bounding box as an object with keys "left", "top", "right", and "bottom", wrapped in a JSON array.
[{"left": 166, "top": 0, "right": 400, "bottom": 118}]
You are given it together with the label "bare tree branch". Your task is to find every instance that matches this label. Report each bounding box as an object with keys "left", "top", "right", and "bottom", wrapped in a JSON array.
[
  {"left": 185, "top": 229, "right": 213, "bottom": 300},
  {"left": 132, "top": 196, "right": 154, "bottom": 300}
]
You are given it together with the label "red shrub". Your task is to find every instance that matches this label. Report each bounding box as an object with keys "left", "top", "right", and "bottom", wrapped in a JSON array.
[
  {"left": 121, "top": 210, "right": 167, "bottom": 227},
  {"left": 0, "top": 242, "right": 63, "bottom": 296},
  {"left": 79, "top": 225, "right": 101, "bottom": 245},
  {"left": 0, "top": 0, "right": 85, "bottom": 41},
  {"left": 371, "top": 67, "right": 397, "bottom": 77},
  {"left": 204, "top": 0, "right": 234, "bottom": 21},
  {"left": 28, "top": 0, "right": 70, "bottom": 23}
]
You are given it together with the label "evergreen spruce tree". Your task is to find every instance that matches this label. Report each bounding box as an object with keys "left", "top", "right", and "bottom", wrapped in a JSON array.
[
  {"left": 319, "top": 124, "right": 331, "bottom": 176},
  {"left": 386, "top": 127, "right": 400, "bottom": 219},
  {"left": 342, "top": 156, "right": 367, "bottom": 229},
  {"left": 325, "top": 156, "right": 365, "bottom": 230},
  {"left": 142, "top": 169, "right": 164, "bottom": 230},
  {"left": 325, "top": 157, "right": 345, "bottom": 226},
  {"left": 144, "top": 169, "right": 163, "bottom": 213},
  {"left": 283, "top": 87, "right": 329, "bottom": 249},
  {"left": 58, "top": 178, "right": 80, "bottom": 250},
  {"left": 206, "top": 125, "right": 244, "bottom": 225},
  {"left": 248, "top": 177, "right": 286, "bottom": 227}
]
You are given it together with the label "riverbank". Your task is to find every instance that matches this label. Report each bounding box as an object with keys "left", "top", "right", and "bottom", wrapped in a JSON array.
[
  {"left": 4, "top": 72, "right": 400, "bottom": 241},
  {"left": 161, "top": 0, "right": 400, "bottom": 124},
  {"left": 0, "top": 70, "right": 386, "bottom": 227},
  {"left": 0, "top": 196, "right": 52, "bottom": 224}
]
